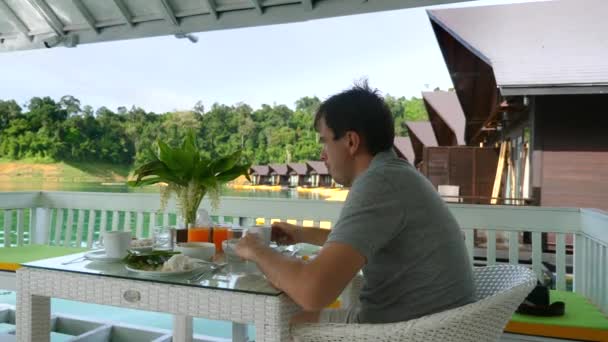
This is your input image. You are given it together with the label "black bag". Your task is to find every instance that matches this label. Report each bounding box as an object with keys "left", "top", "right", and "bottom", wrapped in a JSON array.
[{"left": 516, "top": 284, "right": 565, "bottom": 317}]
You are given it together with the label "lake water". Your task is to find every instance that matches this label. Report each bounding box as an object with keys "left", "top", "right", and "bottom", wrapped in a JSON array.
[{"left": 0, "top": 180, "right": 325, "bottom": 200}]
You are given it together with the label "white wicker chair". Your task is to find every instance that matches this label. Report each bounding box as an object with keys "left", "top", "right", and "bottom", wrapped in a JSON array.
[{"left": 291, "top": 265, "right": 537, "bottom": 342}]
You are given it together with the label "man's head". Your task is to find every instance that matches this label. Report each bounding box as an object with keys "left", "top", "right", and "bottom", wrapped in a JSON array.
[{"left": 314, "top": 81, "right": 395, "bottom": 186}]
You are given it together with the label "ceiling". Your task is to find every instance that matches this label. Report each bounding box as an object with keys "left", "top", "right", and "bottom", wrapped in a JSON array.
[{"left": 0, "top": 0, "right": 470, "bottom": 53}]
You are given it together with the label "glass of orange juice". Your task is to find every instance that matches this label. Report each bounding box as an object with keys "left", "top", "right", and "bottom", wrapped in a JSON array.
[
  {"left": 188, "top": 225, "right": 211, "bottom": 243},
  {"left": 213, "top": 224, "right": 230, "bottom": 252}
]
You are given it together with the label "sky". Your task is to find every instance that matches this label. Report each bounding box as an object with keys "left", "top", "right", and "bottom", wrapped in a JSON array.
[{"left": 0, "top": 0, "right": 539, "bottom": 113}]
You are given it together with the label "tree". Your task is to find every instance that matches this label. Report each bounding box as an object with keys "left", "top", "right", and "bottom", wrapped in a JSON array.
[
  {"left": 0, "top": 92, "right": 426, "bottom": 167},
  {"left": 59, "top": 95, "right": 81, "bottom": 116},
  {"left": 0, "top": 100, "right": 22, "bottom": 130}
]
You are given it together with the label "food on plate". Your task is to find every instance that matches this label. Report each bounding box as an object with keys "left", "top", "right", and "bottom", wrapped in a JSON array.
[
  {"left": 123, "top": 250, "right": 179, "bottom": 271},
  {"left": 161, "top": 254, "right": 194, "bottom": 272},
  {"left": 123, "top": 250, "right": 198, "bottom": 272}
]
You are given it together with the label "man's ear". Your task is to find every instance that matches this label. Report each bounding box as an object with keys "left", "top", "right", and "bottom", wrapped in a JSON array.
[{"left": 346, "top": 131, "right": 361, "bottom": 155}]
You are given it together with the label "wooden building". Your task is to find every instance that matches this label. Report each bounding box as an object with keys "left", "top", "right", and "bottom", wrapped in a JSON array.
[
  {"left": 404, "top": 121, "right": 438, "bottom": 167},
  {"left": 306, "top": 161, "right": 333, "bottom": 187},
  {"left": 268, "top": 164, "right": 289, "bottom": 186},
  {"left": 422, "top": 91, "right": 466, "bottom": 146},
  {"left": 249, "top": 165, "right": 270, "bottom": 185},
  {"left": 286, "top": 163, "right": 309, "bottom": 188},
  {"left": 393, "top": 136, "right": 415, "bottom": 164},
  {"left": 429, "top": 0, "right": 608, "bottom": 211},
  {"left": 421, "top": 147, "right": 498, "bottom": 204}
]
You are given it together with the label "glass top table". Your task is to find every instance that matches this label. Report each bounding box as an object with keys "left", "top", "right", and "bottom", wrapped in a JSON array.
[{"left": 22, "top": 251, "right": 281, "bottom": 296}]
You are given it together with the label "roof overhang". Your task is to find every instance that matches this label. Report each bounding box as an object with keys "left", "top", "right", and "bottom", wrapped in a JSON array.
[
  {"left": 500, "top": 85, "right": 608, "bottom": 96},
  {"left": 428, "top": 0, "right": 608, "bottom": 144},
  {"left": 393, "top": 136, "right": 415, "bottom": 163},
  {"left": 404, "top": 121, "right": 438, "bottom": 165},
  {"left": 0, "top": 0, "right": 471, "bottom": 53},
  {"left": 422, "top": 91, "right": 466, "bottom": 146}
]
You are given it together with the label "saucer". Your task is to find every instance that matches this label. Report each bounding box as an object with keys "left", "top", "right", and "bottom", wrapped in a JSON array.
[{"left": 84, "top": 250, "right": 124, "bottom": 263}]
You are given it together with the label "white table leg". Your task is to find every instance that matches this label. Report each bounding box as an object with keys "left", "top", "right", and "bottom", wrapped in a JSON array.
[
  {"left": 16, "top": 292, "right": 50, "bottom": 342},
  {"left": 232, "top": 323, "right": 248, "bottom": 342},
  {"left": 173, "top": 315, "right": 193, "bottom": 342}
]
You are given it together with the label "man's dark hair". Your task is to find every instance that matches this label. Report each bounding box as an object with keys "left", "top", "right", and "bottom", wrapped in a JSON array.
[{"left": 314, "top": 80, "right": 395, "bottom": 155}]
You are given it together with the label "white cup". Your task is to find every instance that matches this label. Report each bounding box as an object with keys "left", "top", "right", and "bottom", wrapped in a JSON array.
[
  {"left": 246, "top": 226, "right": 271, "bottom": 246},
  {"left": 103, "top": 231, "right": 132, "bottom": 259}
]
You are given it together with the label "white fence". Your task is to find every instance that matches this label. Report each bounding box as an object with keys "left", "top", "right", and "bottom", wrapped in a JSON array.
[{"left": 0, "top": 191, "right": 606, "bottom": 313}]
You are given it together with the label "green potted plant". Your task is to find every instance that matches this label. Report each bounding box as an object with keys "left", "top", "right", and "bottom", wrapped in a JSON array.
[{"left": 128, "top": 131, "right": 251, "bottom": 227}]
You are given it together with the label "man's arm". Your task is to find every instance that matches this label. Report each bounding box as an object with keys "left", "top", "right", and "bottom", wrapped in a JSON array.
[
  {"left": 298, "top": 227, "right": 331, "bottom": 246},
  {"left": 238, "top": 236, "right": 365, "bottom": 311},
  {"left": 272, "top": 222, "right": 331, "bottom": 246}
]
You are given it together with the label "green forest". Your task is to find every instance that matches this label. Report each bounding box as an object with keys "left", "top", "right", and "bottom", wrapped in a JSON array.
[{"left": 0, "top": 94, "right": 427, "bottom": 167}]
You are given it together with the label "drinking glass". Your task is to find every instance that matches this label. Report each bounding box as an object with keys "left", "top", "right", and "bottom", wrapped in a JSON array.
[
  {"left": 213, "top": 224, "right": 230, "bottom": 252},
  {"left": 153, "top": 226, "right": 173, "bottom": 250},
  {"left": 188, "top": 226, "right": 211, "bottom": 243}
]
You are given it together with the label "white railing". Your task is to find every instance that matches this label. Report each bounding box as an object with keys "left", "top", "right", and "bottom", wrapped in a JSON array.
[{"left": 0, "top": 191, "right": 606, "bottom": 314}]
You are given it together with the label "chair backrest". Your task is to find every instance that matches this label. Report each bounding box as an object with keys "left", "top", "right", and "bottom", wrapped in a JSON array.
[
  {"left": 474, "top": 264, "right": 537, "bottom": 299},
  {"left": 400, "top": 265, "right": 537, "bottom": 341},
  {"left": 292, "top": 265, "right": 537, "bottom": 342}
]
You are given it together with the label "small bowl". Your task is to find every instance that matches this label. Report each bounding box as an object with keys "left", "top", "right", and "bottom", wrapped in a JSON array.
[{"left": 175, "top": 242, "right": 216, "bottom": 261}]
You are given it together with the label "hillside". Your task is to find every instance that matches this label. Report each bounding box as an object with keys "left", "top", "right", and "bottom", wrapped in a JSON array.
[{"left": 0, "top": 161, "right": 130, "bottom": 184}]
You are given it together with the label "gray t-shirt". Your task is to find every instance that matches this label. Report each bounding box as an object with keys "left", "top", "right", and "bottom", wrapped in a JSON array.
[{"left": 327, "top": 150, "right": 474, "bottom": 323}]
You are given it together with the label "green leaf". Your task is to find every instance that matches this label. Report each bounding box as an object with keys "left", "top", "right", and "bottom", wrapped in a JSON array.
[
  {"left": 127, "top": 176, "right": 163, "bottom": 187},
  {"left": 215, "top": 163, "right": 250, "bottom": 183},
  {"left": 182, "top": 130, "right": 198, "bottom": 155},
  {"left": 157, "top": 141, "right": 180, "bottom": 170},
  {"left": 210, "top": 150, "right": 241, "bottom": 174},
  {"left": 130, "top": 159, "right": 187, "bottom": 186}
]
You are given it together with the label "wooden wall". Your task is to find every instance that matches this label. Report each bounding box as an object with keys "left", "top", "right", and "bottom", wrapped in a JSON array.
[
  {"left": 533, "top": 94, "right": 608, "bottom": 211},
  {"left": 422, "top": 146, "right": 499, "bottom": 204}
]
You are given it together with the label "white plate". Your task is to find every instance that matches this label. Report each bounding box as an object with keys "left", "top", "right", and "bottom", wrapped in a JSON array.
[
  {"left": 84, "top": 250, "right": 124, "bottom": 263},
  {"left": 125, "top": 265, "right": 205, "bottom": 277}
]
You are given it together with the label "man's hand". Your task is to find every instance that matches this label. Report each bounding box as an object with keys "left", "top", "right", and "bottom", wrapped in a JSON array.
[
  {"left": 271, "top": 222, "right": 302, "bottom": 245},
  {"left": 235, "top": 233, "right": 267, "bottom": 261}
]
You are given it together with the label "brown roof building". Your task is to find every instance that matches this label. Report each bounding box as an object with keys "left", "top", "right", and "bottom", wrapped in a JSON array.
[
  {"left": 306, "top": 161, "right": 333, "bottom": 187},
  {"left": 422, "top": 91, "right": 466, "bottom": 146},
  {"left": 268, "top": 164, "right": 289, "bottom": 186},
  {"left": 306, "top": 161, "right": 329, "bottom": 176},
  {"left": 287, "top": 163, "right": 308, "bottom": 176},
  {"left": 429, "top": 0, "right": 608, "bottom": 211},
  {"left": 393, "top": 137, "right": 415, "bottom": 163},
  {"left": 287, "top": 163, "right": 309, "bottom": 187},
  {"left": 404, "top": 121, "right": 438, "bottom": 166},
  {"left": 250, "top": 165, "right": 270, "bottom": 176},
  {"left": 249, "top": 165, "right": 270, "bottom": 185}
]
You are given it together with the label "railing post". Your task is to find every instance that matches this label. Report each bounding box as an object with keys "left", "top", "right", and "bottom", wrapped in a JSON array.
[
  {"left": 239, "top": 217, "right": 255, "bottom": 227},
  {"left": 31, "top": 208, "right": 50, "bottom": 245},
  {"left": 573, "top": 233, "right": 584, "bottom": 294}
]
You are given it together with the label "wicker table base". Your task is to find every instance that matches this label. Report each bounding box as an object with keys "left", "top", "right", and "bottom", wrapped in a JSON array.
[{"left": 16, "top": 267, "right": 300, "bottom": 342}]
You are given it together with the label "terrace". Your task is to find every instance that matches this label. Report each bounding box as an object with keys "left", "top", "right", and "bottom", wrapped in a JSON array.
[
  {"left": 0, "top": 191, "right": 605, "bottom": 340},
  {"left": 1, "top": 0, "right": 607, "bottom": 341}
]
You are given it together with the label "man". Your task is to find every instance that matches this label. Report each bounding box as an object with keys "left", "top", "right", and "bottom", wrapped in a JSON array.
[{"left": 235, "top": 82, "right": 474, "bottom": 324}]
